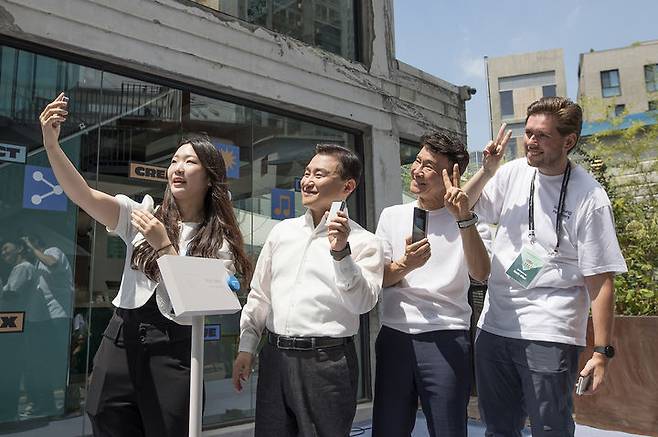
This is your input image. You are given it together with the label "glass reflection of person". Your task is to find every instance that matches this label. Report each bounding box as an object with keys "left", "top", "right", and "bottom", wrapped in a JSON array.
[
  {"left": 21, "top": 235, "right": 73, "bottom": 418},
  {"left": 0, "top": 239, "right": 39, "bottom": 423},
  {"left": 40, "top": 93, "right": 253, "bottom": 436}
]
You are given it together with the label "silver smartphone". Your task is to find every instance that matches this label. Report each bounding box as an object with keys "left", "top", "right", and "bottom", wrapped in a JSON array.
[
  {"left": 327, "top": 200, "right": 346, "bottom": 222},
  {"left": 412, "top": 207, "right": 428, "bottom": 243},
  {"left": 575, "top": 374, "right": 592, "bottom": 395}
]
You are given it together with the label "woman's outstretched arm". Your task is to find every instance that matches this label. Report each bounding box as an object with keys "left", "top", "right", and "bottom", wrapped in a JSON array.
[{"left": 39, "top": 92, "right": 120, "bottom": 229}]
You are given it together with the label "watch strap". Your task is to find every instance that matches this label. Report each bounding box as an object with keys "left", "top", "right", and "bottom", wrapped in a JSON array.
[
  {"left": 330, "top": 242, "right": 351, "bottom": 261},
  {"left": 457, "top": 212, "right": 478, "bottom": 229}
]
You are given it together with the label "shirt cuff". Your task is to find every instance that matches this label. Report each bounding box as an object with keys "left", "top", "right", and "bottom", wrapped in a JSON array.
[
  {"left": 333, "top": 254, "right": 359, "bottom": 290},
  {"left": 238, "top": 332, "right": 261, "bottom": 355}
]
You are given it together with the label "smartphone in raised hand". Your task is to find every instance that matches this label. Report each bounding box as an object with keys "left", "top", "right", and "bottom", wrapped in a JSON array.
[
  {"left": 412, "top": 207, "right": 427, "bottom": 243},
  {"left": 327, "top": 200, "right": 346, "bottom": 222}
]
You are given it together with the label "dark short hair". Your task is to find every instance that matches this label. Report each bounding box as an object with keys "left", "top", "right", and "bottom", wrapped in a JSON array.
[
  {"left": 419, "top": 131, "right": 469, "bottom": 174},
  {"left": 315, "top": 144, "right": 362, "bottom": 184},
  {"left": 526, "top": 97, "right": 583, "bottom": 151}
]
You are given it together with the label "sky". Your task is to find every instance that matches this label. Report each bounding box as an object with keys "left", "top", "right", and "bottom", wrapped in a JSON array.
[{"left": 393, "top": 0, "right": 658, "bottom": 151}]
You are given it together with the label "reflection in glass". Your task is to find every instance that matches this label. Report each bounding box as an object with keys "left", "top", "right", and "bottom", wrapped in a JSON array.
[
  {"left": 0, "top": 43, "right": 364, "bottom": 434},
  {"left": 191, "top": 0, "right": 357, "bottom": 60}
]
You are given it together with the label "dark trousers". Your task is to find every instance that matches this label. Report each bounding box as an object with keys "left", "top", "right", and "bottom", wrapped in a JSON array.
[
  {"left": 86, "top": 299, "right": 192, "bottom": 437},
  {"left": 254, "top": 340, "right": 359, "bottom": 437},
  {"left": 372, "top": 326, "right": 472, "bottom": 437},
  {"left": 474, "top": 330, "right": 583, "bottom": 437}
]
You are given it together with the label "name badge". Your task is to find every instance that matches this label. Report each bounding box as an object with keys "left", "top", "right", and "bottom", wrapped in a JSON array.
[{"left": 506, "top": 244, "right": 547, "bottom": 288}]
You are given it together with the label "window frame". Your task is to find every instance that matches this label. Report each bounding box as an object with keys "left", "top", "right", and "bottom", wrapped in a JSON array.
[
  {"left": 600, "top": 69, "right": 621, "bottom": 98},
  {"left": 0, "top": 33, "right": 374, "bottom": 428}
]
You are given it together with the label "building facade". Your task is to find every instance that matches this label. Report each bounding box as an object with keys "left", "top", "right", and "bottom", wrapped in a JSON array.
[
  {"left": 578, "top": 40, "right": 658, "bottom": 197},
  {"left": 578, "top": 40, "right": 658, "bottom": 121},
  {"left": 0, "top": 0, "right": 469, "bottom": 435},
  {"left": 485, "top": 48, "right": 567, "bottom": 160}
]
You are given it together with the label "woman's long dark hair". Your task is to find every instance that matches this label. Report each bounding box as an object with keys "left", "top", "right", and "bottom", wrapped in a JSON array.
[{"left": 131, "top": 134, "right": 253, "bottom": 286}]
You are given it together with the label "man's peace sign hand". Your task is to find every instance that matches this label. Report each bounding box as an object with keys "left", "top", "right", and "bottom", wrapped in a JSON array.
[
  {"left": 483, "top": 123, "right": 512, "bottom": 176},
  {"left": 442, "top": 163, "right": 472, "bottom": 221}
]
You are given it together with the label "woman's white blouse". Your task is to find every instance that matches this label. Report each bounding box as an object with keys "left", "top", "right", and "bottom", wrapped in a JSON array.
[{"left": 108, "top": 194, "right": 235, "bottom": 325}]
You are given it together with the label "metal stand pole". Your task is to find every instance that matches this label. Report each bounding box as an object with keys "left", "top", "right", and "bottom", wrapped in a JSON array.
[{"left": 189, "top": 315, "right": 204, "bottom": 437}]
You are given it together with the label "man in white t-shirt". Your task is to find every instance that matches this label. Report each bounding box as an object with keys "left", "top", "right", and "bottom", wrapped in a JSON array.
[
  {"left": 465, "top": 97, "right": 627, "bottom": 436},
  {"left": 372, "top": 132, "right": 490, "bottom": 437}
]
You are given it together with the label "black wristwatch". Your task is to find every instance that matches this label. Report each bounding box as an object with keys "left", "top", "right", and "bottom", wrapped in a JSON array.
[
  {"left": 593, "top": 345, "right": 615, "bottom": 359},
  {"left": 330, "top": 242, "right": 351, "bottom": 261}
]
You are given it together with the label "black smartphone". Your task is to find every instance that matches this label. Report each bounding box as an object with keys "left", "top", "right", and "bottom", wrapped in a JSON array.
[{"left": 411, "top": 207, "right": 427, "bottom": 243}]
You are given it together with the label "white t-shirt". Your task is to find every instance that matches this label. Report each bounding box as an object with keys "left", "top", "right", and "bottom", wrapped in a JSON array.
[
  {"left": 475, "top": 158, "right": 627, "bottom": 346},
  {"left": 109, "top": 194, "right": 235, "bottom": 325},
  {"left": 376, "top": 201, "right": 472, "bottom": 333}
]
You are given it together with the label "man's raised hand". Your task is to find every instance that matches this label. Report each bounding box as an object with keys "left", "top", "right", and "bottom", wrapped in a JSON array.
[
  {"left": 442, "top": 163, "right": 471, "bottom": 221},
  {"left": 482, "top": 123, "right": 512, "bottom": 176}
]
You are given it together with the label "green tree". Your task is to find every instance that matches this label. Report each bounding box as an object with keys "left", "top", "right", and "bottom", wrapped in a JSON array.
[{"left": 576, "top": 107, "right": 658, "bottom": 316}]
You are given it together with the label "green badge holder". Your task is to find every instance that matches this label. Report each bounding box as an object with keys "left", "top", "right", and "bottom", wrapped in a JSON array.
[{"left": 506, "top": 245, "right": 546, "bottom": 288}]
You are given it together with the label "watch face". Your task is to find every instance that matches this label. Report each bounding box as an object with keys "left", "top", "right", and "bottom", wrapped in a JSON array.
[{"left": 605, "top": 345, "right": 615, "bottom": 358}]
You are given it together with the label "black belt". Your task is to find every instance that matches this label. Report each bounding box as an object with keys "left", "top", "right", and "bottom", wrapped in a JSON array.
[{"left": 267, "top": 332, "right": 353, "bottom": 351}]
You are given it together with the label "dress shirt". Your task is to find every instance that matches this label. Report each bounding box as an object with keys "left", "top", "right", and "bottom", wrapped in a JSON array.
[{"left": 238, "top": 209, "right": 384, "bottom": 354}]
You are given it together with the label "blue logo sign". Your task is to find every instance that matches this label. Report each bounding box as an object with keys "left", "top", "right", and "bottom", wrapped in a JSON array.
[
  {"left": 214, "top": 143, "right": 240, "bottom": 179},
  {"left": 204, "top": 324, "right": 221, "bottom": 341},
  {"left": 22, "top": 165, "right": 67, "bottom": 212},
  {"left": 271, "top": 188, "right": 295, "bottom": 220}
]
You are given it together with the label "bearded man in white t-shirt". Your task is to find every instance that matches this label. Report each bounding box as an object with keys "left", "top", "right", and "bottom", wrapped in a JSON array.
[
  {"left": 372, "top": 131, "right": 491, "bottom": 437},
  {"left": 465, "top": 96, "right": 627, "bottom": 437}
]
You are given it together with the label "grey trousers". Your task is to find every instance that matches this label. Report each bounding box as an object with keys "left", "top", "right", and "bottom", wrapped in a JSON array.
[
  {"left": 254, "top": 340, "right": 359, "bottom": 437},
  {"left": 475, "top": 329, "right": 583, "bottom": 437}
]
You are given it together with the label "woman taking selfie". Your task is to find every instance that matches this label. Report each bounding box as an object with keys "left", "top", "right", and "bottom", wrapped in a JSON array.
[{"left": 39, "top": 93, "right": 252, "bottom": 437}]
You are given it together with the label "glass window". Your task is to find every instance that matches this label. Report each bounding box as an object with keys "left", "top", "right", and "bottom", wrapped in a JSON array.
[
  {"left": 500, "top": 90, "right": 514, "bottom": 118},
  {"left": 601, "top": 69, "right": 621, "bottom": 97},
  {"left": 191, "top": 0, "right": 357, "bottom": 61},
  {"left": 542, "top": 84, "right": 557, "bottom": 97},
  {"left": 0, "top": 42, "right": 363, "bottom": 435},
  {"left": 400, "top": 140, "right": 420, "bottom": 203},
  {"left": 614, "top": 104, "right": 625, "bottom": 117},
  {"left": 645, "top": 64, "right": 658, "bottom": 93}
]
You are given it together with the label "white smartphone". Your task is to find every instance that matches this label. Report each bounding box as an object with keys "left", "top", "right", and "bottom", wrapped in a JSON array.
[
  {"left": 327, "top": 200, "right": 346, "bottom": 222},
  {"left": 575, "top": 374, "right": 592, "bottom": 395}
]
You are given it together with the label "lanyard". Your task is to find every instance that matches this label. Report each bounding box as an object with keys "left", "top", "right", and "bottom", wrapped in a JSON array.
[{"left": 528, "top": 161, "right": 571, "bottom": 253}]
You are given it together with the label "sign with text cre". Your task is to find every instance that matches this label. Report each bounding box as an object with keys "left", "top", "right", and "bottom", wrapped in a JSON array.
[{"left": 129, "top": 162, "right": 168, "bottom": 183}]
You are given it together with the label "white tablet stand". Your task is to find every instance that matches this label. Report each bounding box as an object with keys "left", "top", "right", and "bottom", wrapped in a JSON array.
[{"left": 157, "top": 255, "right": 242, "bottom": 437}]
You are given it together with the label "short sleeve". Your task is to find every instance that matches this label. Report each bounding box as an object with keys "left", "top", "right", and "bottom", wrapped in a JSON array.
[
  {"left": 44, "top": 247, "right": 66, "bottom": 268},
  {"left": 577, "top": 205, "right": 627, "bottom": 276},
  {"left": 106, "top": 194, "right": 139, "bottom": 244},
  {"left": 474, "top": 173, "right": 502, "bottom": 224}
]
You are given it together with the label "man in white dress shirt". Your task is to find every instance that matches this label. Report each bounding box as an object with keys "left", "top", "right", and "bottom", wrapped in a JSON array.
[{"left": 233, "top": 144, "right": 384, "bottom": 437}]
